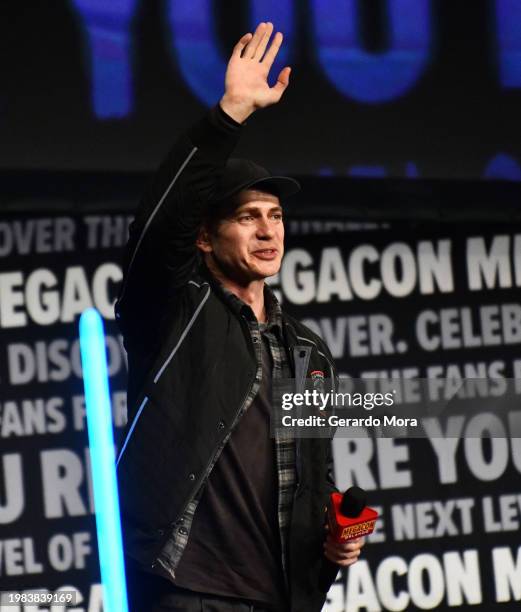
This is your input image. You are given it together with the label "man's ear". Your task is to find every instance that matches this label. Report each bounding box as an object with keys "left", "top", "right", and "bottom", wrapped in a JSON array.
[{"left": 195, "top": 224, "right": 213, "bottom": 254}]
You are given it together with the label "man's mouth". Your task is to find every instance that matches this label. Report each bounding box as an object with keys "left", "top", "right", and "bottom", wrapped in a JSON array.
[{"left": 252, "top": 248, "right": 278, "bottom": 260}]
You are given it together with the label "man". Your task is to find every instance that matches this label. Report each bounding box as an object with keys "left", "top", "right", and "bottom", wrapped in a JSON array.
[{"left": 115, "top": 22, "right": 364, "bottom": 612}]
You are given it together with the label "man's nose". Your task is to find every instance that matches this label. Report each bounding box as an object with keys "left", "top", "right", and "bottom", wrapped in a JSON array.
[{"left": 256, "top": 217, "right": 274, "bottom": 237}]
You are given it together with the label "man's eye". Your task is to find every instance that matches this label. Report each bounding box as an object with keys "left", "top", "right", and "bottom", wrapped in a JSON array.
[
  {"left": 272, "top": 214, "right": 283, "bottom": 220},
  {"left": 240, "top": 215, "right": 255, "bottom": 221}
]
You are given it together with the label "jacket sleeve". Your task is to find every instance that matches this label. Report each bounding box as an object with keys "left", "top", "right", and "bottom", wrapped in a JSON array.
[{"left": 115, "top": 105, "right": 243, "bottom": 347}]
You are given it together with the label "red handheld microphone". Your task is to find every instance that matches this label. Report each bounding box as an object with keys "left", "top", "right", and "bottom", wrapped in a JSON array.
[{"left": 318, "top": 486, "right": 378, "bottom": 593}]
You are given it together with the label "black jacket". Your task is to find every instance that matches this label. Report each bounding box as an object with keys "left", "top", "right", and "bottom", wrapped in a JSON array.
[{"left": 115, "top": 105, "right": 339, "bottom": 612}]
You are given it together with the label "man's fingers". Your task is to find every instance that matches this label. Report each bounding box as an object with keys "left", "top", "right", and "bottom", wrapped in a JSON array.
[
  {"left": 246, "top": 22, "right": 268, "bottom": 58},
  {"left": 323, "top": 549, "right": 361, "bottom": 564},
  {"left": 324, "top": 549, "right": 361, "bottom": 566},
  {"left": 262, "top": 31, "right": 284, "bottom": 69},
  {"left": 323, "top": 542, "right": 362, "bottom": 566},
  {"left": 324, "top": 533, "right": 362, "bottom": 555},
  {"left": 325, "top": 535, "right": 364, "bottom": 551},
  {"left": 254, "top": 22, "right": 274, "bottom": 60},
  {"left": 272, "top": 66, "right": 291, "bottom": 97},
  {"left": 233, "top": 33, "right": 253, "bottom": 57},
  {"left": 323, "top": 534, "right": 365, "bottom": 566}
]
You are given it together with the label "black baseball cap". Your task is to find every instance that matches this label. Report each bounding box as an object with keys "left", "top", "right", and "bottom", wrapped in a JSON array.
[{"left": 211, "top": 158, "right": 301, "bottom": 204}]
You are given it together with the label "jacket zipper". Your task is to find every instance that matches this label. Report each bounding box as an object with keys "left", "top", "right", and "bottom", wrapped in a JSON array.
[
  {"left": 153, "top": 319, "right": 258, "bottom": 570},
  {"left": 175, "top": 368, "right": 256, "bottom": 519}
]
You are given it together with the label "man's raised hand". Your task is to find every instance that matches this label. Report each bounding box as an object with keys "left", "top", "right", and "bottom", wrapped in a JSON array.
[{"left": 220, "top": 22, "right": 291, "bottom": 123}]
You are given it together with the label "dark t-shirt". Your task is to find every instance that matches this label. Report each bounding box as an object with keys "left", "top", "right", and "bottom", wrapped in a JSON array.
[{"left": 173, "top": 330, "right": 288, "bottom": 610}]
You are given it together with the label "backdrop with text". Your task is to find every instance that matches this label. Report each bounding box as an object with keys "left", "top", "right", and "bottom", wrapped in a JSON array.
[{"left": 0, "top": 176, "right": 520, "bottom": 611}]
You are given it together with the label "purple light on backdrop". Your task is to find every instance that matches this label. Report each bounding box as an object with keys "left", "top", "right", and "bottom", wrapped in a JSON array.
[
  {"left": 349, "top": 165, "right": 387, "bottom": 178},
  {"left": 484, "top": 154, "right": 521, "bottom": 181},
  {"left": 496, "top": 0, "right": 521, "bottom": 88},
  {"left": 311, "top": 0, "right": 432, "bottom": 103},
  {"left": 166, "top": 0, "right": 294, "bottom": 106},
  {"left": 70, "top": 0, "right": 138, "bottom": 118},
  {"left": 63, "top": 0, "right": 521, "bottom": 181},
  {"left": 69, "top": 1, "right": 521, "bottom": 113}
]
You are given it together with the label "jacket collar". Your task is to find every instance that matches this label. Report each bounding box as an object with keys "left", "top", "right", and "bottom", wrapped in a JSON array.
[{"left": 198, "top": 261, "right": 283, "bottom": 335}]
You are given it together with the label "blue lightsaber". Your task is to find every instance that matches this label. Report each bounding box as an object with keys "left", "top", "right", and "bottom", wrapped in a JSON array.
[{"left": 79, "top": 308, "right": 129, "bottom": 612}]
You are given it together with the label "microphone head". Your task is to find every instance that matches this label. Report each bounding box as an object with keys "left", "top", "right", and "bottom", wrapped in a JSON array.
[{"left": 339, "top": 486, "right": 367, "bottom": 518}]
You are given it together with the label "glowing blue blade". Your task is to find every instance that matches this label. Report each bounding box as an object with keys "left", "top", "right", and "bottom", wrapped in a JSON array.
[{"left": 79, "top": 308, "right": 128, "bottom": 612}]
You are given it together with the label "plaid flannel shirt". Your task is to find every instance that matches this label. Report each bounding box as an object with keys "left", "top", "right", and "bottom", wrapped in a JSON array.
[{"left": 157, "top": 282, "right": 296, "bottom": 589}]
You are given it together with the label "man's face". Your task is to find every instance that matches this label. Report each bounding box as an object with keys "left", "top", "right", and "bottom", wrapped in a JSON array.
[{"left": 197, "top": 189, "right": 284, "bottom": 283}]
